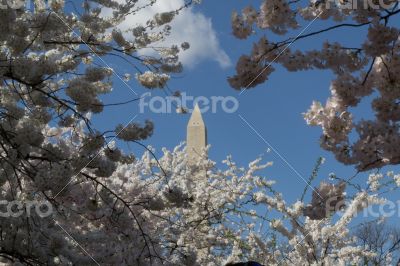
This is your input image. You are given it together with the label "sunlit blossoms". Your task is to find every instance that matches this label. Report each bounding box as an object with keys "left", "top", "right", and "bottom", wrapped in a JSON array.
[
  {"left": 136, "top": 71, "right": 170, "bottom": 89},
  {"left": 2, "top": 138, "right": 394, "bottom": 265}
]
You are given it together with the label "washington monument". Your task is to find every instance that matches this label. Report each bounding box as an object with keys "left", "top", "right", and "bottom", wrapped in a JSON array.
[{"left": 187, "top": 104, "right": 207, "bottom": 162}]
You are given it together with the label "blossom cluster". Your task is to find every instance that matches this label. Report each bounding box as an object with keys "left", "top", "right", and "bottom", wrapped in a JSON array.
[{"left": 229, "top": 0, "right": 400, "bottom": 171}]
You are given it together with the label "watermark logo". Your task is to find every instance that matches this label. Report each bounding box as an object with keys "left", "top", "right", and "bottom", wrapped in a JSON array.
[
  {"left": 325, "top": 0, "right": 398, "bottom": 10},
  {"left": 327, "top": 198, "right": 400, "bottom": 218},
  {"left": 139, "top": 92, "right": 239, "bottom": 114},
  {"left": 0, "top": 200, "right": 53, "bottom": 218}
]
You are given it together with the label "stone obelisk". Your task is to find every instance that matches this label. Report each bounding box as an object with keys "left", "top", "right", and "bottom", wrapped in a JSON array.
[{"left": 187, "top": 104, "right": 207, "bottom": 162}]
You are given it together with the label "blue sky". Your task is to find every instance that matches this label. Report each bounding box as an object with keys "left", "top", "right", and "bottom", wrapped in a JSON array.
[{"left": 90, "top": 1, "right": 400, "bottom": 207}]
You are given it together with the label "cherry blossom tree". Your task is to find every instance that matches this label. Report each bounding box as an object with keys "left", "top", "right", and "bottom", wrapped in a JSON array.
[
  {"left": 3, "top": 128, "right": 400, "bottom": 265},
  {"left": 2, "top": 0, "right": 400, "bottom": 265},
  {"left": 0, "top": 0, "right": 199, "bottom": 264},
  {"left": 229, "top": 0, "right": 400, "bottom": 171}
]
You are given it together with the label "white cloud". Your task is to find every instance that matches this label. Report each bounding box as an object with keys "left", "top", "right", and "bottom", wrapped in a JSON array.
[{"left": 103, "top": 0, "right": 231, "bottom": 69}]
